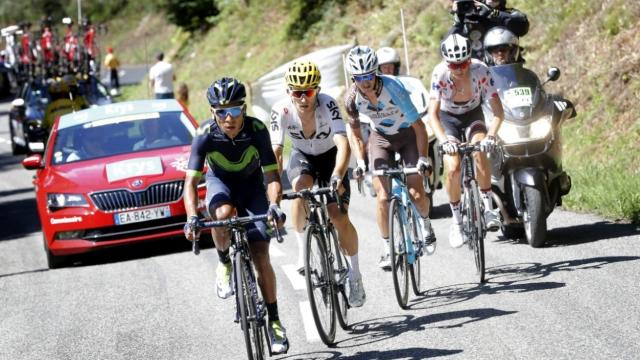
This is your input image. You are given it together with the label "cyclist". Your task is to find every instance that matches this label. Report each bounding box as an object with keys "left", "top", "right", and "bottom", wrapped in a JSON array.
[
  {"left": 376, "top": 47, "right": 401, "bottom": 76},
  {"left": 345, "top": 45, "right": 435, "bottom": 270},
  {"left": 183, "top": 77, "right": 289, "bottom": 354},
  {"left": 428, "top": 33, "right": 504, "bottom": 248},
  {"left": 269, "top": 60, "right": 366, "bottom": 307}
]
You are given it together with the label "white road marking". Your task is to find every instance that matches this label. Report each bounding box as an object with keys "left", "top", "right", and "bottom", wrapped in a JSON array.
[
  {"left": 0, "top": 137, "right": 10, "bottom": 144},
  {"left": 281, "top": 264, "right": 306, "bottom": 290},
  {"left": 299, "top": 301, "right": 321, "bottom": 343},
  {"left": 269, "top": 243, "right": 285, "bottom": 257}
]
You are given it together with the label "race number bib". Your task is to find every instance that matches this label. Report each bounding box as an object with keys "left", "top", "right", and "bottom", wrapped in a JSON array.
[{"left": 503, "top": 87, "right": 533, "bottom": 108}]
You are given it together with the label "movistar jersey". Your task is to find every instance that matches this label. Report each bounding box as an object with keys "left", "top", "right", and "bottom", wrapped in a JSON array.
[
  {"left": 345, "top": 75, "right": 419, "bottom": 136},
  {"left": 187, "top": 116, "right": 278, "bottom": 180}
]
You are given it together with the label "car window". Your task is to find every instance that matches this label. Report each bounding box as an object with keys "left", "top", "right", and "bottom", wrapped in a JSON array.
[{"left": 51, "top": 111, "right": 196, "bottom": 165}]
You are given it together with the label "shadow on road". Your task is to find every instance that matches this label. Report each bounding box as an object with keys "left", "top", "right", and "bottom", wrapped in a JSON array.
[
  {"left": 409, "top": 256, "right": 639, "bottom": 310},
  {"left": 0, "top": 267, "right": 48, "bottom": 279},
  {"left": 0, "top": 197, "right": 41, "bottom": 241},
  {"left": 281, "top": 347, "right": 462, "bottom": 360},
  {"left": 548, "top": 221, "right": 639, "bottom": 246},
  {"left": 0, "top": 186, "right": 33, "bottom": 198},
  {"left": 430, "top": 202, "right": 452, "bottom": 220},
  {"left": 0, "top": 151, "right": 24, "bottom": 172}
]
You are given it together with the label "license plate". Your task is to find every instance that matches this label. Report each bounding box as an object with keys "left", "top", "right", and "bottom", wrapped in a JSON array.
[{"left": 114, "top": 206, "right": 171, "bottom": 225}]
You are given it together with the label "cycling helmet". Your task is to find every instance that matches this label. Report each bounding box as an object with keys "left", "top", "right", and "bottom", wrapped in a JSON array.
[
  {"left": 206, "top": 77, "right": 246, "bottom": 107},
  {"left": 440, "top": 34, "right": 472, "bottom": 64},
  {"left": 483, "top": 27, "right": 520, "bottom": 65},
  {"left": 376, "top": 47, "right": 400, "bottom": 65},
  {"left": 346, "top": 46, "right": 378, "bottom": 75},
  {"left": 285, "top": 60, "right": 321, "bottom": 89}
]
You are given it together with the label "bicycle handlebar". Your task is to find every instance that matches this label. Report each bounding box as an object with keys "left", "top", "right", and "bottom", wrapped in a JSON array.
[
  {"left": 282, "top": 186, "right": 345, "bottom": 213},
  {"left": 437, "top": 143, "right": 483, "bottom": 155},
  {"left": 194, "top": 214, "right": 285, "bottom": 244},
  {"left": 372, "top": 167, "right": 420, "bottom": 177}
]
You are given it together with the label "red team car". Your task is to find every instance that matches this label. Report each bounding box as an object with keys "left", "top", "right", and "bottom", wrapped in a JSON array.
[{"left": 22, "top": 100, "right": 206, "bottom": 268}]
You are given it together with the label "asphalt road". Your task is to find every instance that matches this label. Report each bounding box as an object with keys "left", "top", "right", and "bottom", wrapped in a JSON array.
[{"left": 0, "top": 99, "right": 639, "bottom": 360}]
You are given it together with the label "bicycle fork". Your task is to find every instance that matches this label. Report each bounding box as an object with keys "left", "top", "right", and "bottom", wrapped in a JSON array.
[{"left": 392, "top": 181, "right": 418, "bottom": 264}]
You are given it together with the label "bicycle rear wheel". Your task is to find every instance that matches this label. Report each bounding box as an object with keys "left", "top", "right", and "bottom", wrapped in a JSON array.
[
  {"left": 328, "top": 224, "right": 350, "bottom": 330},
  {"left": 389, "top": 197, "right": 409, "bottom": 309},
  {"left": 235, "top": 252, "right": 266, "bottom": 360},
  {"left": 468, "top": 183, "right": 486, "bottom": 283},
  {"left": 407, "top": 206, "right": 422, "bottom": 296},
  {"left": 305, "top": 226, "right": 336, "bottom": 345}
]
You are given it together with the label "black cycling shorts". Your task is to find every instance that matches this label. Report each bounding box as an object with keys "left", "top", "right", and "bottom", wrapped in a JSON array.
[
  {"left": 369, "top": 126, "right": 419, "bottom": 170},
  {"left": 440, "top": 105, "right": 487, "bottom": 142},
  {"left": 287, "top": 146, "right": 351, "bottom": 205},
  {"left": 205, "top": 174, "right": 270, "bottom": 242}
]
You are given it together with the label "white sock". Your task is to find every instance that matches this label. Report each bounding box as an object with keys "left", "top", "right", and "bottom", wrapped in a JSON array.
[
  {"left": 349, "top": 254, "right": 361, "bottom": 279},
  {"left": 382, "top": 237, "right": 390, "bottom": 255},
  {"left": 481, "top": 189, "right": 494, "bottom": 211},
  {"left": 295, "top": 231, "right": 305, "bottom": 266},
  {"left": 450, "top": 202, "right": 463, "bottom": 224}
]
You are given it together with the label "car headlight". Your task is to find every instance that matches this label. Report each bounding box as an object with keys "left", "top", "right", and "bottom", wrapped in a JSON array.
[
  {"left": 47, "top": 193, "right": 89, "bottom": 210},
  {"left": 498, "top": 116, "right": 552, "bottom": 144}
]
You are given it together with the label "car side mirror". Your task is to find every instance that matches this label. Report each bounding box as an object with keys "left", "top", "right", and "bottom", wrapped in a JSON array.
[
  {"left": 11, "top": 98, "right": 25, "bottom": 107},
  {"left": 547, "top": 67, "right": 561, "bottom": 82},
  {"left": 22, "top": 154, "right": 44, "bottom": 170}
]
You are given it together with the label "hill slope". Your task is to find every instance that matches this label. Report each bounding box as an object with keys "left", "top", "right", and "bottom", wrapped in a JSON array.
[{"left": 108, "top": 0, "right": 639, "bottom": 223}]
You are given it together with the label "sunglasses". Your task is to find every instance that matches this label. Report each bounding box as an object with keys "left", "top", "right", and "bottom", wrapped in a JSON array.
[
  {"left": 214, "top": 105, "right": 243, "bottom": 118},
  {"left": 290, "top": 88, "right": 317, "bottom": 98},
  {"left": 489, "top": 45, "right": 511, "bottom": 53},
  {"left": 353, "top": 73, "right": 375, "bottom": 82},
  {"left": 447, "top": 60, "right": 470, "bottom": 70}
]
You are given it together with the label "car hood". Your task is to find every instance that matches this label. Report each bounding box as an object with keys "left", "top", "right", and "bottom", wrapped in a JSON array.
[{"left": 46, "top": 147, "right": 191, "bottom": 192}]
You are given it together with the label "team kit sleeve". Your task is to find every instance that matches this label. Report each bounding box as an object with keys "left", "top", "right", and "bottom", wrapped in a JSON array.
[
  {"left": 254, "top": 120, "right": 279, "bottom": 173},
  {"left": 321, "top": 94, "right": 347, "bottom": 135},
  {"left": 385, "top": 76, "right": 419, "bottom": 123},
  {"left": 186, "top": 134, "right": 209, "bottom": 178},
  {"left": 268, "top": 103, "right": 286, "bottom": 147},
  {"left": 429, "top": 63, "right": 445, "bottom": 102}
]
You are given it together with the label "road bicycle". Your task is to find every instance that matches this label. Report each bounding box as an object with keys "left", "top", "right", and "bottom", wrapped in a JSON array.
[
  {"left": 372, "top": 166, "right": 433, "bottom": 309},
  {"left": 439, "top": 142, "right": 487, "bottom": 283},
  {"left": 192, "top": 214, "right": 284, "bottom": 360},
  {"left": 282, "top": 186, "right": 350, "bottom": 345}
]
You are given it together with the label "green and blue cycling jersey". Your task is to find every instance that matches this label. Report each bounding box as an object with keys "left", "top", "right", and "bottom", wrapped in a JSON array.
[{"left": 186, "top": 116, "right": 278, "bottom": 181}]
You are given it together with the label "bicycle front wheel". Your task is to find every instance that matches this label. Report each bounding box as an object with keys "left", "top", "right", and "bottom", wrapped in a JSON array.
[
  {"left": 468, "top": 184, "right": 486, "bottom": 283},
  {"left": 328, "top": 224, "right": 350, "bottom": 330},
  {"left": 389, "top": 197, "right": 409, "bottom": 309},
  {"left": 407, "top": 206, "right": 422, "bottom": 296},
  {"left": 235, "top": 252, "right": 266, "bottom": 360},
  {"left": 305, "top": 226, "right": 336, "bottom": 345}
]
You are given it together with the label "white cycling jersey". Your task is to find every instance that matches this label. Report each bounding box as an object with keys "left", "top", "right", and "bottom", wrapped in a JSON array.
[
  {"left": 429, "top": 58, "right": 498, "bottom": 115},
  {"left": 269, "top": 93, "right": 346, "bottom": 156}
]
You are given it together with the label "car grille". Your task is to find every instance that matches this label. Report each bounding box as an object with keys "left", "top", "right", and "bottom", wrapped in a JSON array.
[
  {"left": 90, "top": 180, "right": 184, "bottom": 212},
  {"left": 82, "top": 215, "right": 186, "bottom": 242}
]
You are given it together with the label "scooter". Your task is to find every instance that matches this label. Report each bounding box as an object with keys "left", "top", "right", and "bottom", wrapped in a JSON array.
[{"left": 484, "top": 63, "right": 575, "bottom": 247}]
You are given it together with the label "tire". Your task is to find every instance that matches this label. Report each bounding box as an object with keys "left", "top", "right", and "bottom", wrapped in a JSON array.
[
  {"left": 44, "top": 238, "right": 66, "bottom": 269},
  {"left": 389, "top": 197, "right": 409, "bottom": 309},
  {"left": 523, "top": 186, "right": 547, "bottom": 248},
  {"left": 235, "top": 253, "right": 265, "bottom": 360},
  {"left": 328, "top": 225, "right": 349, "bottom": 330},
  {"left": 465, "top": 184, "right": 485, "bottom": 283},
  {"left": 407, "top": 206, "right": 422, "bottom": 296},
  {"left": 304, "top": 225, "right": 336, "bottom": 345}
]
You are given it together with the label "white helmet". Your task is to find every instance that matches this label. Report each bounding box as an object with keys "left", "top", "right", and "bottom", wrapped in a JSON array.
[
  {"left": 483, "top": 26, "right": 520, "bottom": 65},
  {"left": 346, "top": 46, "right": 378, "bottom": 75},
  {"left": 376, "top": 47, "right": 400, "bottom": 65},
  {"left": 440, "top": 33, "right": 471, "bottom": 64}
]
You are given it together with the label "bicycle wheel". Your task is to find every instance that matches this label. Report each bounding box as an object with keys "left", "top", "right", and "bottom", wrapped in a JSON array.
[
  {"left": 468, "top": 183, "right": 486, "bottom": 283},
  {"left": 235, "top": 252, "right": 266, "bottom": 360},
  {"left": 305, "top": 225, "right": 336, "bottom": 345},
  {"left": 328, "top": 224, "right": 350, "bottom": 330},
  {"left": 407, "top": 206, "right": 422, "bottom": 296},
  {"left": 389, "top": 197, "right": 409, "bottom": 309}
]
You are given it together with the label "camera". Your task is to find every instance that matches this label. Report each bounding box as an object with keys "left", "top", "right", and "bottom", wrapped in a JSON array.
[{"left": 454, "top": 0, "right": 477, "bottom": 18}]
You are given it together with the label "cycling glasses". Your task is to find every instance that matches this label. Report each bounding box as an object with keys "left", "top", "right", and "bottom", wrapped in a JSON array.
[
  {"left": 290, "top": 88, "right": 317, "bottom": 98},
  {"left": 447, "top": 60, "right": 471, "bottom": 70},
  {"left": 353, "top": 72, "right": 376, "bottom": 82},
  {"left": 214, "top": 105, "right": 243, "bottom": 118}
]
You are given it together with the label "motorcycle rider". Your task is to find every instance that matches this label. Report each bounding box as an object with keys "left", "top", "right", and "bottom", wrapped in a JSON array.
[
  {"left": 377, "top": 47, "right": 401, "bottom": 76},
  {"left": 428, "top": 34, "right": 504, "bottom": 247},
  {"left": 483, "top": 26, "right": 520, "bottom": 66},
  {"left": 447, "top": 0, "right": 529, "bottom": 60}
]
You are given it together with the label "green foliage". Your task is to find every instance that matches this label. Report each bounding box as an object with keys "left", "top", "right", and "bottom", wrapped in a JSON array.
[
  {"left": 600, "top": 1, "right": 635, "bottom": 36},
  {"left": 160, "top": 0, "right": 219, "bottom": 32}
]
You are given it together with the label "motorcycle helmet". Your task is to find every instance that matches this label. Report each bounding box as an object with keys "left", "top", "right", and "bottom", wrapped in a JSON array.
[
  {"left": 62, "top": 17, "right": 73, "bottom": 26},
  {"left": 285, "top": 60, "right": 321, "bottom": 89},
  {"left": 376, "top": 47, "right": 401, "bottom": 75},
  {"left": 440, "top": 34, "right": 471, "bottom": 64},
  {"left": 346, "top": 46, "right": 378, "bottom": 75},
  {"left": 483, "top": 0, "right": 506, "bottom": 9},
  {"left": 483, "top": 26, "right": 519, "bottom": 65},
  {"left": 206, "top": 77, "right": 246, "bottom": 107}
]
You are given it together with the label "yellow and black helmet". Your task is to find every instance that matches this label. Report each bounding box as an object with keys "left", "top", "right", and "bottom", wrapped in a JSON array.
[{"left": 285, "top": 60, "right": 321, "bottom": 89}]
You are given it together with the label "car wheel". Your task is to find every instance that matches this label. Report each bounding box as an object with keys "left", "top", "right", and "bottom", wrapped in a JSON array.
[{"left": 44, "top": 237, "right": 67, "bottom": 269}]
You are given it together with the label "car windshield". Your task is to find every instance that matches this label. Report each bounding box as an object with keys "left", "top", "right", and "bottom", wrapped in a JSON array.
[{"left": 51, "top": 111, "right": 195, "bottom": 165}]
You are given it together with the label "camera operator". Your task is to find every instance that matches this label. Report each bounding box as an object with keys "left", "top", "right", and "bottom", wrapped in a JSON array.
[{"left": 446, "top": 0, "right": 529, "bottom": 60}]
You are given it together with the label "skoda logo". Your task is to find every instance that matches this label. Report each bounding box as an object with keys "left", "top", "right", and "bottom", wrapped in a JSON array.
[{"left": 132, "top": 179, "right": 143, "bottom": 188}]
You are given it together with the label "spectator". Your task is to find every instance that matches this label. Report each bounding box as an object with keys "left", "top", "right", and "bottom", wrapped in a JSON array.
[
  {"left": 176, "top": 82, "right": 189, "bottom": 108},
  {"left": 149, "top": 52, "right": 175, "bottom": 99},
  {"left": 104, "top": 46, "right": 120, "bottom": 94}
]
